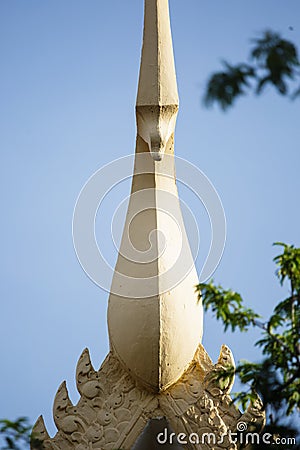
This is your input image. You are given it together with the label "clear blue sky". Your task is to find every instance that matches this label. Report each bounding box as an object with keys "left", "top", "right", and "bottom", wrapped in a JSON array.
[{"left": 1, "top": 0, "right": 299, "bottom": 437}]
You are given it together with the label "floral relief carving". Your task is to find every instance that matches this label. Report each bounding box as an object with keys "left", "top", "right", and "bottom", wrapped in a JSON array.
[{"left": 32, "top": 344, "right": 265, "bottom": 450}]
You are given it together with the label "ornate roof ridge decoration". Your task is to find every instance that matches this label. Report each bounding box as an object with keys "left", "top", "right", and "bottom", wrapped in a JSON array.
[
  {"left": 32, "top": 344, "right": 265, "bottom": 449},
  {"left": 32, "top": 0, "right": 265, "bottom": 448}
]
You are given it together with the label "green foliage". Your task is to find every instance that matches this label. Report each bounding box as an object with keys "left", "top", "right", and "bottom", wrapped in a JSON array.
[
  {"left": 196, "top": 242, "right": 300, "bottom": 423},
  {"left": 204, "top": 31, "right": 300, "bottom": 110},
  {"left": 197, "top": 281, "right": 260, "bottom": 332},
  {"left": 203, "top": 62, "right": 255, "bottom": 110},
  {"left": 274, "top": 242, "right": 300, "bottom": 291},
  {"left": 0, "top": 418, "right": 44, "bottom": 450},
  {"left": 0, "top": 418, "right": 31, "bottom": 450}
]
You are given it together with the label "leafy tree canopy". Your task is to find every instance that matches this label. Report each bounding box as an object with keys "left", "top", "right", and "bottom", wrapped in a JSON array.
[
  {"left": 0, "top": 418, "right": 31, "bottom": 450},
  {"left": 204, "top": 31, "right": 300, "bottom": 110},
  {"left": 196, "top": 243, "right": 300, "bottom": 449}
]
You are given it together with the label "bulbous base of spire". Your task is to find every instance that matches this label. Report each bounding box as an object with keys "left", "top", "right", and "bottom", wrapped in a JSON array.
[{"left": 107, "top": 142, "right": 203, "bottom": 392}]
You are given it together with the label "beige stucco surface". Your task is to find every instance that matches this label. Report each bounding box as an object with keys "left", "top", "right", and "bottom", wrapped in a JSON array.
[
  {"left": 108, "top": 138, "right": 203, "bottom": 391},
  {"left": 108, "top": 0, "right": 203, "bottom": 389},
  {"left": 136, "top": 0, "right": 179, "bottom": 160}
]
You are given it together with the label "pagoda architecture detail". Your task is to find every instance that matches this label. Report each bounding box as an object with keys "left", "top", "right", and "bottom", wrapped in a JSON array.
[{"left": 32, "top": 1, "right": 265, "bottom": 449}]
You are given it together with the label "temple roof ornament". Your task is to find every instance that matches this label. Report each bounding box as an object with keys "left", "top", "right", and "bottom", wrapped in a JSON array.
[
  {"left": 32, "top": 345, "right": 265, "bottom": 449},
  {"left": 31, "top": 1, "right": 265, "bottom": 448},
  {"left": 107, "top": 0, "right": 202, "bottom": 393}
]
